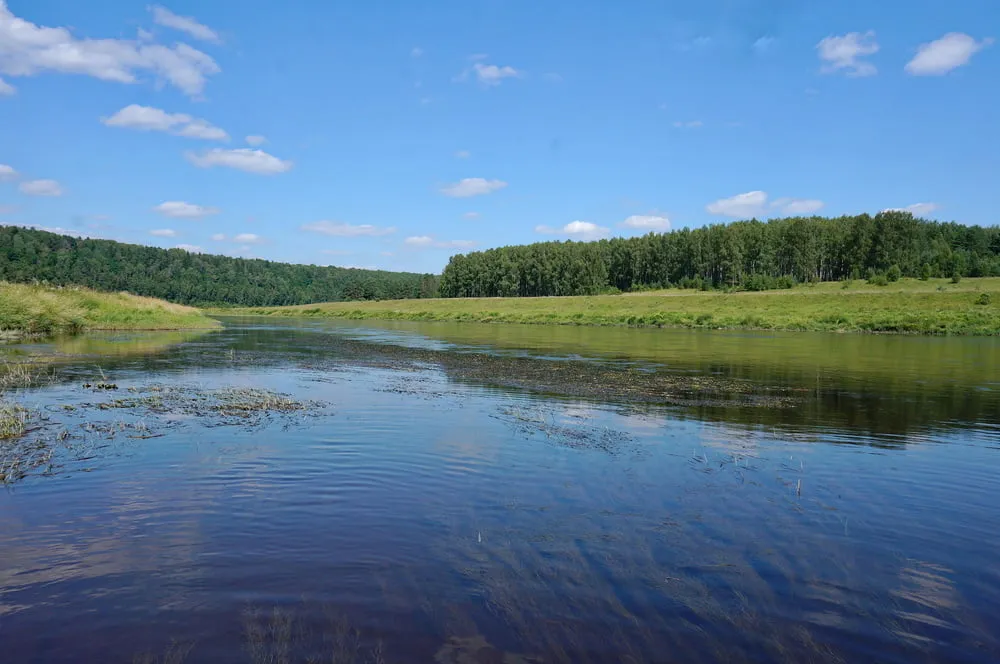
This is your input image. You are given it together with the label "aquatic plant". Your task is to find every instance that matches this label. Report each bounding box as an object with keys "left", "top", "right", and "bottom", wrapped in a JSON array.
[{"left": 0, "top": 401, "right": 29, "bottom": 440}]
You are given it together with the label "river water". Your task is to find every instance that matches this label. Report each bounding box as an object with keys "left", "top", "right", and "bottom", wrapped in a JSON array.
[{"left": 1, "top": 319, "right": 998, "bottom": 663}]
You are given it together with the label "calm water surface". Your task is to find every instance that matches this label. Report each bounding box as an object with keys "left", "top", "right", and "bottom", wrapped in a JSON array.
[{"left": 1, "top": 319, "right": 998, "bottom": 663}]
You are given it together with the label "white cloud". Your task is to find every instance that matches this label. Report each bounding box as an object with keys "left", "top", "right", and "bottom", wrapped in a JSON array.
[
  {"left": 707, "top": 191, "right": 825, "bottom": 217},
  {"left": 320, "top": 249, "right": 354, "bottom": 256},
  {"left": 535, "top": 221, "right": 610, "bottom": 240},
  {"left": 454, "top": 150, "right": 470, "bottom": 159},
  {"left": 245, "top": 135, "right": 267, "bottom": 146},
  {"left": 153, "top": 201, "right": 219, "bottom": 218},
  {"left": 706, "top": 190, "right": 767, "bottom": 217},
  {"left": 771, "top": 197, "right": 825, "bottom": 215},
  {"left": 149, "top": 228, "right": 177, "bottom": 237},
  {"left": 211, "top": 233, "right": 226, "bottom": 241},
  {"left": 102, "top": 104, "right": 228, "bottom": 141},
  {"left": 621, "top": 215, "right": 671, "bottom": 230},
  {"left": 404, "top": 236, "right": 476, "bottom": 249},
  {"left": 0, "top": 76, "right": 13, "bottom": 95},
  {"left": 410, "top": 46, "right": 423, "bottom": 58},
  {"left": 672, "top": 120, "right": 703, "bottom": 128},
  {"left": 817, "top": 31, "right": 879, "bottom": 77},
  {"left": 21, "top": 224, "right": 96, "bottom": 238},
  {"left": 463, "top": 211, "right": 481, "bottom": 220},
  {"left": 185, "top": 148, "right": 293, "bottom": 174},
  {"left": 440, "top": 177, "right": 507, "bottom": 197},
  {"left": 905, "top": 33, "right": 993, "bottom": 76},
  {"left": 0, "top": 163, "right": 17, "bottom": 180},
  {"left": 150, "top": 5, "right": 220, "bottom": 44},
  {"left": 19, "top": 179, "right": 62, "bottom": 197},
  {"left": 882, "top": 202, "right": 940, "bottom": 217},
  {"left": 173, "top": 243, "right": 203, "bottom": 253},
  {"left": 0, "top": 1, "right": 220, "bottom": 96},
  {"left": 233, "top": 232, "right": 263, "bottom": 244},
  {"left": 174, "top": 119, "right": 228, "bottom": 140},
  {"left": 473, "top": 62, "right": 520, "bottom": 85},
  {"left": 456, "top": 61, "right": 521, "bottom": 86},
  {"left": 301, "top": 221, "right": 396, "bottom": 237}
]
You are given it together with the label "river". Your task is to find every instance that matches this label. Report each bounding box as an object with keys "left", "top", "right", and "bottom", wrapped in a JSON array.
[{"left": 1, "top": 318, "right": 998, "bottom": 663}]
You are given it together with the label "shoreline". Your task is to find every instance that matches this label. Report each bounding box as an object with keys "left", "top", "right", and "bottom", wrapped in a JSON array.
[{"left": 216, "top": 277, "right": 1000, "bottom": 336}]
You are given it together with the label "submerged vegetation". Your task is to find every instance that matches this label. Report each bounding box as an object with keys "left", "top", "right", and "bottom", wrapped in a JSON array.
[
  {"left": 0, "top": 377, "right": 323, "bottom": 485},
  {"left": 0, "top": 225, "right": 438, "bottom": 305},
  {"left": 439, "top": 212, "right": 1000, "bottom": 297},
  {"left": 228, "top": 277, "right": 1000, "bottom": 335},
  {"left": 0, "top": 282, "right": 219, "bottom": 336}
]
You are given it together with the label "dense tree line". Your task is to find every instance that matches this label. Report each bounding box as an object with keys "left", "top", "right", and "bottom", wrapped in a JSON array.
[
  {"left": 439, "top": 212, "right": 1000, "bottom": 297},
  {"left": 0, "top": 226, "right": 438, "bottom": 306}
]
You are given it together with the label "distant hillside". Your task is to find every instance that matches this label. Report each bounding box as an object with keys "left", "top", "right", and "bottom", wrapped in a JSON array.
[
  {"left": 439, "top": 212, "right": 1000, "bottom": 297},
  {"left": 0, "top": 226, "right": 438, "bottom": 306}
]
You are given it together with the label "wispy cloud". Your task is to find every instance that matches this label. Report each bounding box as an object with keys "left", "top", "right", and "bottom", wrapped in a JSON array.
[
  {"left": 621, "top": 215, "right": 670, "bottom": 231},
  {"left": 456, "top": 60, "right": 521, "bottom": 86},
  {"left": 707, "top": 191, "right": 825, "bottom": 217},
  {"left": 535, "top": 221, "right": 610, "bottom": 240},
  {"left": 150, "top": 5, "right": 221, "bottom": 44},
  {"left": 404, "top": 236, "right": 476, "bottom": 249},
  {"left": 149, "top": 228, "right": 177, "bottom": 237},
  {"left": 882, "top": 202, "right": 940, "bottom": 217},
  {"left": 185, "top": 148, "right": 293, "bottom": 175},
  {"left": 102, "top": 104, "right": 228, "bottom": 141},
  {"left": 706, "top": 191, "right": 768, "bottom": 217},
  {"left": 753, "top": 37, "right": 775, "bottom": 54},
  {"left": 771, "top": 197, "right": 825, "bottom": 215},
  {"left": 19, "top": 179, "right": 63, "bottom": 197},
  {"left": 300, "top": 221, "right": 396, "bottom": 237},
  {"left": 817, "top": 31, "right": 879, "bottom": 77},
  {"left": 153, "top": 201, "right": 219, "bottom": 218},
  {"left": 440, "top": 177, "right": 507, "bottom": 197}
]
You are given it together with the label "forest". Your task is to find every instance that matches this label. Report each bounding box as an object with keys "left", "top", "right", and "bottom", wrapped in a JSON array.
[
  {"left": 0, "top": 226, "right": 438, "bottom": 306},
  {"left": 439, "top": 212, "right": 1000, "bottom": 298}
]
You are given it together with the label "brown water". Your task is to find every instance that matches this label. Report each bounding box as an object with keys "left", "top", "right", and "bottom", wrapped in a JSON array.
[{"left": 1, "top": 319, "right": 998, "bottom": 663}]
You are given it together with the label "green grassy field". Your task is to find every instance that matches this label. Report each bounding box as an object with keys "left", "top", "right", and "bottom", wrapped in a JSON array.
[
  {"left": 0, "top": 282, "right": 221, "bottom": 336},
  {"left": 224, "top": 277, "right": 1000, "bottom": 335}
]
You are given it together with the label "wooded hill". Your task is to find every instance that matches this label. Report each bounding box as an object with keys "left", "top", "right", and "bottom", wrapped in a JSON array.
[
  {"left": 0, "top": 226, "right": 438, "bottom": 306},
  {"left": 439, "top": 212, "right": 1000, "bottom": 297}
]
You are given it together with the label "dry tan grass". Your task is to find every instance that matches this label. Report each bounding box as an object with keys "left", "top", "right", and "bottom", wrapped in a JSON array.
[{"left": 0, "top": 282, "right": 219, "bottom": 335}]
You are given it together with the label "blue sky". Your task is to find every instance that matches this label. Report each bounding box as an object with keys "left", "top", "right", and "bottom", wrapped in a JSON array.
[{"left": 0, "top": 0, "right": 996, "bottom": 273}]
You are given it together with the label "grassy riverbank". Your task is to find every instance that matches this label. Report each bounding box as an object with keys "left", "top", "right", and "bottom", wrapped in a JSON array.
[
  {"left": 0, "top": 283, "right": 220, "bottom": 336},
  {"left": 222, "top": 277, "right": 1000, "bottom": 335}
]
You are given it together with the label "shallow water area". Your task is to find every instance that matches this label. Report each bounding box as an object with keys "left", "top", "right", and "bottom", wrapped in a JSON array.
[{"left": 1, "top": 319, "right": 998, "bottom": 663}]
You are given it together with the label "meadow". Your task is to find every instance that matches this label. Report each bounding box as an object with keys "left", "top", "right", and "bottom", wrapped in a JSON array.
[
  {"left": 223, "top": 277, "right": 1000, "bottom": 335},
  {"left": 0, "top": 282, "right": 221, "bottom": 336}
]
